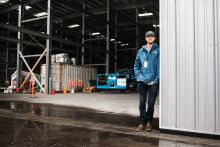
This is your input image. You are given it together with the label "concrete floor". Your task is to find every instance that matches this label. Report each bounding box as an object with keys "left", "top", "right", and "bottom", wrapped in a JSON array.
[
  {"left": 0, "top": 92, "right": 219, "bottom": 147},
  {"left": 0, "top": 92, "right": 159, "bottom": 118}
]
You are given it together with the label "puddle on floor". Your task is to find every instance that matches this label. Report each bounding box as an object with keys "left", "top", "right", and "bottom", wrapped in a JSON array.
[{"left": 0, "top": 117, "right": 212, "bottom": 147}]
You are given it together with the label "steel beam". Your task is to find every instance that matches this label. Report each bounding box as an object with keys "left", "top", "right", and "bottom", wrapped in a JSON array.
[
  {"left": 0, "top": 36, "right": 75, "bottom": 54},
  {"left": 45, "top": 0, "right": 52, "bottom": 94},
  {"left": 0, "top": 23, "right": 49, "bottom": 39},
  {"left": 19, "top": 48, "right": 48, "bottom": 90},
  {"left": 53, "top": 13, "right": 82, "bottom": 23},
  {"left": 5, "top": 12, "right": 10, "bottom": 80},
  {"left": 106, "top": 0, "right": 110, "bottom": 73},
  {"left": 16, "top": 5, "right": 23, "bottom": 89},
  {"left": 118, "top": 47, "right": 135, "bottom": 51},
  {"left": 81, "top": 0, "right": 85, "bottom": 65},
  {"left": 84, "top": 37, "right": 106, "bottom": 42},
  {"left": 23, "top": 54, "right": 45, "bottom": 58},
  {"left": 60, "top": 21, "right": 63, "bottom": 49},
  {"left": 117, "top": 19, "right": 159, "bottom": 27},
  {"left": 84, "top": 64, "right": 105, "bottom": 66},
  {"left": 76, "top": 39, "right": 79, "bottom": 65},
  {"left": 136, "top": 7, "right": 139, "bottom": 52},
  {"left": 0, "top": 5, "right": 19, "bottom": 15},
  {"left": 52, "top": 1, "right": 153, "bottom": 22},
  {"left": 19, "top": 51, "right": 45, "bottom": 93},
  {"left": 0, "top": 23, "right": 79, "bottom": 46},
  {"left": 114, "top": 12, "right": 118, "bottom": 72},
  {"left": 21, "top": 16, "right": 47, "bottom": 23}
]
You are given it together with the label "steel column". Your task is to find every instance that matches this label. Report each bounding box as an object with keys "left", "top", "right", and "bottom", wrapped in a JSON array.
[
  {"left": 60, "top": 21, "right": 63, "bottom": 49},
  {"left": 81, "top": 0, "right": 85, "bottom": 65},
  {"left": 45, "top": 0, "right": 52, "bottom": 94},
  {"left": 106, "top": 0, "right": 110, "bottom": 73},
  {"left": 77, "top": 38, "right": 79, "bottom": 65},
  {"left": 136, "top": 7, "right": 139, "bottom": 52},
  {"left": 114, "top": 12, "right": 118, "bottom": 72},
  {"left": 6, "top": 12, "right": 10, "bottom": 80},
  {"left": 6, "top": 40, "right": 9, "bottom": 80},
  {"left": 16, "top": 5, "right": 23, "bottom": 89}
]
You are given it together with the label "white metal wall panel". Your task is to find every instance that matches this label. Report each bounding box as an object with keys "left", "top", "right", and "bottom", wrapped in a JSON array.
[
  {"left": 160, "top": 0, "right": 220, "bottom": 135},
  {"left": 160, "top": 0, "right": 177, "bottom": 129},
  {"left": 215, "top": 0, "right": 220, "bottom": 133}
]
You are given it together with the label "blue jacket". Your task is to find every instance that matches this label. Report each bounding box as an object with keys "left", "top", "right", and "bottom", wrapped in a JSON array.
[{"left": 134, "top": 43, "right": 159, "bottom": 84}]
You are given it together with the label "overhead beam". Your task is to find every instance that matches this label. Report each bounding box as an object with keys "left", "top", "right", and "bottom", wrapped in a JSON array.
[
  {"left": 118, "top": 19, "right": 159, "bottom": 27},
  {"left": 21, "top": 16, "right": 47, "bottom": 23},
  {"left": 0, "top": 23, "right": 48, "bottom": 39},
  {"left": 114, "top": 2, "right": 152, "bottom": 11},
  {"left": 0, "top": 23, "right": 80, "bottom": 46},
  {"left": 53, "top": 13, "right": 82, "bottom": 23},
  {"left": 0, "top": 0, "right": 44, "bottom": 15},
  {"left": 0, "top": 5, "right": 19, "bottom": 15},
  {"left": 0, "top": 36, "right": 75, "bottom": 54},
  {"left": 52, "top": 1, "right": 153, "bottom": 22}
]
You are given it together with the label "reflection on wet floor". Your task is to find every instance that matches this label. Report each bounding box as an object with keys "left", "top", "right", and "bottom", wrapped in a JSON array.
[
  {"left": 0, "top": 101, "right": 142, "bottom": 128},
  {"left": 0, "top": 117, "right": 212, "bottom": 147},
  {"left": 0, "top": 101, "right": 218, "bottom": 147}
]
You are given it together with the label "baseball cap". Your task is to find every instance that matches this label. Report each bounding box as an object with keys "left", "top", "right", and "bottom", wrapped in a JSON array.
[{"left": 145, "top": 31, "right": 155, "bottom": 37}]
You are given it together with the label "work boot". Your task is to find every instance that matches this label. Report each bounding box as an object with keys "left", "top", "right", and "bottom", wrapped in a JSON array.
[
  {"left": 146, "top": 122, "right": 152, "bottom": 131},
  {"left": 135, "top": 124, "right": 146, "bottom": 132}
]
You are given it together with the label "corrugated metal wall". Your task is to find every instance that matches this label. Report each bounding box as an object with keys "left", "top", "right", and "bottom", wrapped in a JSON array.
[{"left": 160, "top": 0, "right": 220, "bottom": 135}]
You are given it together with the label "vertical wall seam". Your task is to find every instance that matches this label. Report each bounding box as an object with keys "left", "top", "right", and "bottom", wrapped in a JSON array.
[
  {"left": 195, "top": 0, "right": 199, "bottom": 131},
  {"left": 217, "top": 0, "right": 219, "bottom": 133},
  {"left": 174, "top": 0, "right": 178, "bottom": 128},
  {"left": 204, "top": 0, "right": 207, "bottom": 131},
  {"left": 214, "top": 0, "right": 219, "bottom": 133},
  {"left": 213, "top": 0, "right": 217, "bottom": 133},
  {"left": 193, "top": 0, "right": 196, "bottom": 131}
]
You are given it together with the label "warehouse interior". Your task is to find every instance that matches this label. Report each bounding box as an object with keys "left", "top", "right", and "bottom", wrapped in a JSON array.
[
  {"left": 0, "top": 0, "right": 219, "bottom": 146},
  {"left": 0, "top": 0, "right": 159, "bottom": 93}
]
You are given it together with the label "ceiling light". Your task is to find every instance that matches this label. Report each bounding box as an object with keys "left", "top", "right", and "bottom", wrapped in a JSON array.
[
  {"left": 120, "top": 43, "right": 129, "bottom": 46},
  {"left": 138, "top": 12, "right": 153, "bottom": 17},
  {"left": 67, "top": 24, "right": 80, "bottom": 28},
  {"left": 34, "top": 12, "right": 47, "bottom": 17},
  {"left": 0, "top": 0, "right": 9, "bottom": 4},
  {"left": 153, "top": 24, "right": 160, "bottom": 27},
  {"left": 110, "top": 39, "right": 115, "bottom": 41},
  {"left": 25, "top": 6, "right": 32, "bottom": 10},
  {"left": 117, "top": 41, "right": 121, "bottom": 44},
  {"left": 91, "top": 32, "right": 100, "bottom": 36}
]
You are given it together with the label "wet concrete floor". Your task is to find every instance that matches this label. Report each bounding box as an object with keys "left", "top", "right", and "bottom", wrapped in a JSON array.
[
  {"left": 0, "top": 117, "right": 216, "bottom": 147},
  {"left": 0, "top": 101, "right": 142, "bottom": 127},
  {"left": 0, "top": 101, "right": 219, "bottom": 147}
]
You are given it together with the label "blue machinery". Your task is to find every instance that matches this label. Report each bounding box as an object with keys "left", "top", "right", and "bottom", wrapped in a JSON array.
[{"left": 96, "top": 69, "right": 137, "bottom": 90}]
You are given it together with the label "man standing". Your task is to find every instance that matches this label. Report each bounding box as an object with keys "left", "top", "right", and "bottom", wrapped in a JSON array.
[{"left": 134, "top": 31, "right": 159, "bottom": 132}]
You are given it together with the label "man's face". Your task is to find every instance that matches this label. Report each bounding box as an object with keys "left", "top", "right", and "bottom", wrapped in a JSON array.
[{"left": 145, "top": 35, "right": 156, "bottom": 44}]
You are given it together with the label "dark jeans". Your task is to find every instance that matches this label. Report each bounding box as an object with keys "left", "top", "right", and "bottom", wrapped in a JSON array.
[{"left": 138, "top": 81, "right": 159, "bottom": 125}]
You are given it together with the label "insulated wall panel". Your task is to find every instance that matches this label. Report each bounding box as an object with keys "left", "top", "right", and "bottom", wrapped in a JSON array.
[{"left": 160, "top": 0, "right": 220, "bottom": 135}]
